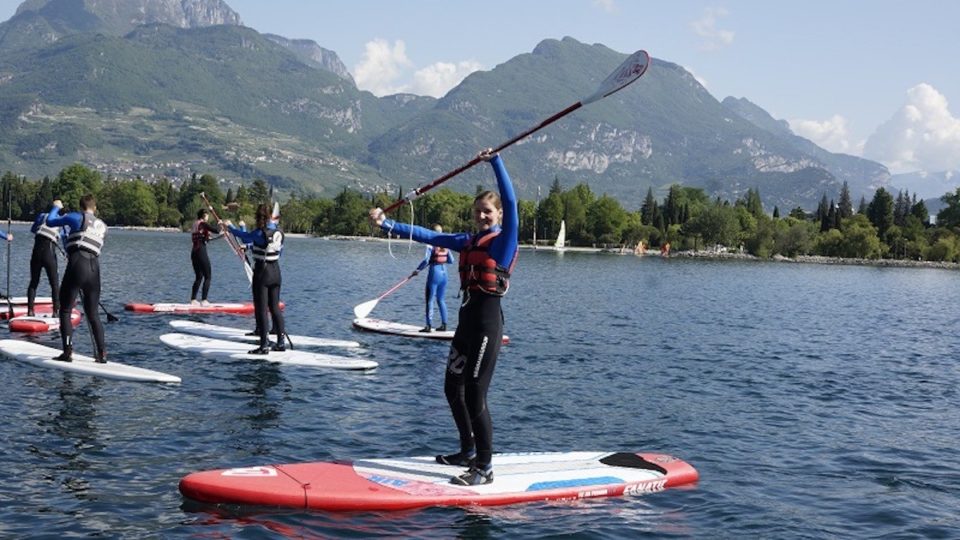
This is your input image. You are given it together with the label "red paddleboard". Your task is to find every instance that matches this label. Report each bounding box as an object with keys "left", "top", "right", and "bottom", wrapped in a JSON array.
[
  {"left": 179, "top": 451, "right": 697, "bottom": 511},
  {"left": 125, "top": 302, "right": 285, "bottom": 314},
  {"left": 0, "top": 304, "right": 59, "bottom": 321},
  {"left": 8, "top": 310, "right": 82, "bottom": 333}
]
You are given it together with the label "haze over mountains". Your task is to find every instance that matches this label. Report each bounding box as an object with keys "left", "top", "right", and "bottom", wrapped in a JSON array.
[{"left": 0, "top": 0, "right": 918, "bottom": 208}]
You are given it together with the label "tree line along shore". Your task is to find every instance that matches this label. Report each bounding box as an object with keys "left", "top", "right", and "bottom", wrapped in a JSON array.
[{"left": 4, "top": 165, "right": 960, "bottom": 265}]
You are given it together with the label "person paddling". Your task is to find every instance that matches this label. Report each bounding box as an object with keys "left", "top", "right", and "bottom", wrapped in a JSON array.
[
  {"left": 26, "top": 204, "right": 63, "bottom": 317},
  {"left": 413, "top": 225, "right": 454, "bottom": 333},
  {"left": 228, "top": 204, "right": 286, "bottom": 354},
  {"left": 370, "top": 148, "right": 518, "bottom": 486},
  {"left": 190, "top": 208, "right": 223, "bottom": 306},
  {"left": 46, "top": 195, "right": 108, "bottom": 363}
]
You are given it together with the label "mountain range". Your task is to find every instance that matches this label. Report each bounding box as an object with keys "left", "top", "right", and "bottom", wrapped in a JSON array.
[{"left": 0, "top": 0, "right": 898, "bottom": 208}]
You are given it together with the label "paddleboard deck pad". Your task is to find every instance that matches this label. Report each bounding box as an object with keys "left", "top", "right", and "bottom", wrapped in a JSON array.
[
  {"left": 168, "top": 320, "right": 361, "bottom": 349},
  {"left": 353, "top": 318, "right": 510, "bottom": 344},
  {"left": 0, "top": 296, "right": 53, "bottom": 306},
  {"left": 0, "top": 304, "right": 59, "bottom": 321},
  {"left": 179, "top": 451, "right": 697, "bottom": 511},
  {"left": 159, "top": 333, "right": 376, "bottom": 370},
  {"left": 0, "top": 339, "right": 180, "bottom": 383},
  {"left": 9, "top": 310, "right": 82, "bottom": 333},
  {"left": 125, "top": 302, "right": 284, "bottom": 314}
]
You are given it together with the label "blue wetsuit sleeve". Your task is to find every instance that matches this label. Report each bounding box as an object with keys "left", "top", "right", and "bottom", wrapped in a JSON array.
[
  {"left": 31, "top": 213, "right": 44, "bottom": 233},
  {"left": 380, "top": 220, "right": 470, "bottom": 252},
  {"left": 228, "top": 225, "right": 259, "bottom": 244},
  {"left": 446, "top": 250, "right": 455, "bottom": 266},
  {"left": 46, "top": 208, "right": 82, "bottom": 230},
  {"left": 416, "top": 246, "right": 431, "bottom": 272},
  {"left": 487, "top": 155, "right": 518, "bottom": 267}
]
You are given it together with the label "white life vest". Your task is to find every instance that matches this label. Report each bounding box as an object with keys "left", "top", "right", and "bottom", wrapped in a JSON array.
[
  {"left": 66, "top": 212, "right": 107, "bottom": 256},
  {"left": 251, "top": 229, "right": 283, "bottom": 262},
  {"left": 35, "top": 213, "right": 60, "bottom": 243}
]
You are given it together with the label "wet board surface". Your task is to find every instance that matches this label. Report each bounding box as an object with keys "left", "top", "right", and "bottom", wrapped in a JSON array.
[
  {"left": 179, "top": 451, "right": 697, "bottom": 511},
  {"left": 168, "top": 320, "right": 361, "bottom": 349},
  {"left": 353, "top": 318, "right": 510, "bottom": 344},
  {"left": 0, "top": 339, "right": 181, "bottom": 383},
  {"left": 125, "top": 302, "right": 284, "bottom": 314},
  {"left": 0, "top": 296, "right": 53, "bottom": 306},
  {"left": 159, "top": 333, "right": 377, "bottom": 371},
  {"left": 8, "top": 310, "right": 82, "bottom": 333}
]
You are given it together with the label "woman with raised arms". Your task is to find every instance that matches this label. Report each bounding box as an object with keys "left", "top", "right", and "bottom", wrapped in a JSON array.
[{"left": 369, "top": 148, "right": 518, "bottom": 486}]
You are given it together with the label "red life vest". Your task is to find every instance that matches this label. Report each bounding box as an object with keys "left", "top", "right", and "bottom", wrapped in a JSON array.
[
  {"left": 191, "top": 220, "right": 211, "bottom": 250},
  {"left": 430, "top": 246, "right": 449, "bottom": 264},
  {"left": 458, "top": 231, "right": 516, "bottom": 296}
]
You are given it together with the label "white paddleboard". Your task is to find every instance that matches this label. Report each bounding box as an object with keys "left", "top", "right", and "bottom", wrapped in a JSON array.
[
  {"left": 353, "top": 318, "right": 510, "bottom": 344},
  {"left": 0, "top": 339, "right": 181, "bottom": 383},
  {"left": 168, "top": 320, "right": 361, "bottom": 349},
  {"left": 1, "top": 296, "right": 53, "bottom": 306},
  {"left": 159, "top": 333, "right": 377, "bottom": 371}
]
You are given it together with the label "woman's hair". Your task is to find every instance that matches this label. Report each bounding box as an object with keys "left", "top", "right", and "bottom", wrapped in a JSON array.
[
  {"left": 80, "top": 194, "right": 96, "bottom": 211},
  {"left": 474, "top": 190, "right": 502, "bottom": 210},
  {"left": 255, "top": 203, "right": 271, "bottom": 230},
  {"left": 196, "top": 208, "right": 208, "bottom": 220}
]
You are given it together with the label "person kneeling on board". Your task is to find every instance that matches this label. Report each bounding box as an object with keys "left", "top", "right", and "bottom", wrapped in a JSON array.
[
  {"left": 227, "top": 204, "right": 286, "bottom": 355},
  {"left": 27, "top": 204, "right": 64, "bottom": 316},
  {"left": 46, "top": 195, "right": 108, "bottom": 363},
  {"left": 413, "top": 225, "right": 454, "bottom": 333},
  {"left": 190, "top": 208, "right": 223, "bottom": 306},
  {"left": 370, "top": 148, "right": 518, "bottom": 486}
]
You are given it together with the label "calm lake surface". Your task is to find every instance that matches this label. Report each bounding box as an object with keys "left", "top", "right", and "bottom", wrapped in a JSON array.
[{"left": 1, "top": 226, "right": 958, "bottom": 539}]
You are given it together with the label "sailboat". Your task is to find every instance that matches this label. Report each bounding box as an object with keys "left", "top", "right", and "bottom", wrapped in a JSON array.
[{"left": 554, "top": 220, "right": 566, "bottom": 252}]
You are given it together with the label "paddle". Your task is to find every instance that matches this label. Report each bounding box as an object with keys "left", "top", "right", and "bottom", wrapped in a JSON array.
[
  {"left": 4, "top": 181, "right": 11, "bottom": 320},
  {"left": 380, "top": 50, "right": 651, "bottom": 214},
  {"left": 200, "top": 192, "right": 254, "bottom": 285},
  {"left": 353, "top": 272, "right": 418, "bottom": 319},
  {"left": 52, "top": 242, "right": 119, "bottom": 322}
]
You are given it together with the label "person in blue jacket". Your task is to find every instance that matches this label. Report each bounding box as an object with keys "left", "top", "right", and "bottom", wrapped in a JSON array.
[
  {"left": 228, "top": 204, "right": 286, "bottom": 354},
  {"left": 413, "top": 225, "right": 455, "bottom": 333},
  {"left": 46, "top": 195, "right": 108, "bottom": 363},
  {"left": 370, "top": 148, "right": 518, "bottom": 486},
  {"left": 26, "top": 205, "right": 64, "bottom": 316}
]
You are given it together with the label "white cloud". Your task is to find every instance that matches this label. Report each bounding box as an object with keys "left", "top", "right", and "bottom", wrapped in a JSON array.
[
  {"left": 592, "top": 0, "right": 617, "bottom": 13},
  {"left": 691, "top": 7, "right": 735, "bottom": 51},
  {"left": 411, "top": 61, "right": 483, "bottom": 98},
  {"left": 862, "top": 83, "right": 960, "bottom": 173},
  {"left": 789, "top": 114, "right": 853, "bottom": 154},
  {"left": 353, "top": 39, "right": 414, "bottom": 96},
  {"left": 684, "top": 66, "right": 708, "bottom": 89},
  {"left": 353, "top": 39, "right": 481, "bottom": 97}
]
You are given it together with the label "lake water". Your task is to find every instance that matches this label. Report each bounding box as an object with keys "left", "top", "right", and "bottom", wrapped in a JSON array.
[{"left": 1, "top": 226, "right": 958, "bottom": 539}]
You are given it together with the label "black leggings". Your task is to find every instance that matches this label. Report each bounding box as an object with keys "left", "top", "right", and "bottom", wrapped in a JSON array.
[
  {"left": 28, "top": 238, "right": 59, "bottom": 312},
  {"left": 253, "top": 261, "right": 284, "bottom": 348},
  {"left": 191, "top": 247, "right": 212, "bottom": 301},
  {"left": 445, "top": 290, "right": 504, "bottom": 468},
  {"left": 59, "top": 251, "right": 105, "bottom": 358}
]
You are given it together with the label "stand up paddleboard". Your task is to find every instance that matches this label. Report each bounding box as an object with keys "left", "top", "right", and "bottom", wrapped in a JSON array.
[
  {"left": 125, "top": 302, "right": 284, "bottom": 314},
  {"left": 0, "top": 296, "right": 53, "bottom": 306},
  {"left": 0, "top": 339, "right": 181, "bottom": 383},
  {"left": 169, "top": 320, "right": 361, "bottom": 349},
  {"left": 180, "top": 451, "right": 697, "bottom": 511},
  {"left": 353, "top": 317, "right": 510, "bottom": 344},
  {"left": 159, "top": 333, "right": 377, "bottom": 371},
  {"left": 9, "top": 309, "right": 82, "bottom": 333},
  {"left": 0, "top": 304, "right": 58, "bottom": 321}
]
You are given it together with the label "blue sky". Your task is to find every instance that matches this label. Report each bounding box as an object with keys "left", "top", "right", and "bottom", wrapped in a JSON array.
[{"left": 2, "top": 0, "right": 958, "bottom": 173}]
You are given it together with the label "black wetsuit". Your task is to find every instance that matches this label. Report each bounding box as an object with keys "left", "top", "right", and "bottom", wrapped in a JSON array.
[
  {"left": 47, "top": 209, "right": 107, "bottom": 360},
  {"left": 230, "top": 224, "right": 285, "bottom": 349},
  {"left": 27, "top": 212, "right": 61, "bottom": 314},
  {"left": 191, "top": 220, "right": 220, "bottom": 301}
]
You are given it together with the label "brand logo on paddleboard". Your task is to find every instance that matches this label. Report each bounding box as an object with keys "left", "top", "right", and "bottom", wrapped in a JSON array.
[
  {"left": 622, "top": 479, "right": 666, "bottom": 495},
  {"left": 222, "top": 466, "right": 278, "bottom": 477}
]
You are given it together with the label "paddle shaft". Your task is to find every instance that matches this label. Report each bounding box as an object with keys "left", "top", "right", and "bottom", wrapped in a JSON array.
[
  {"left": 200, "top": 192, "right": 253, "bottom": 283},
  {"left": 378, "top": 273, "right": 416, "bottom": 301},
  {"left": 5, "top": 181, "right": 11, "bottom": 319},
  {"left": 382, "top": 102, "right": 582, "bottom": 214}
]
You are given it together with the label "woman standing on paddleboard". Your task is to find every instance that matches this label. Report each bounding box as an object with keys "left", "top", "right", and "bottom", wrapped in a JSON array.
[
  {"left": 370, "top": 148, "right": 518, "bottom": 486},
  {"left": 26, "top": 204, "right": 63, "bottom": 316},
  {"left": 413, "top": 224, "right": 455, "bottom": 333},
  {"left": 190, "top": 209, "right": 222, "bottom": 306},
  {"left": 227, "top": 204, "right": 286, "bottom": 355}
]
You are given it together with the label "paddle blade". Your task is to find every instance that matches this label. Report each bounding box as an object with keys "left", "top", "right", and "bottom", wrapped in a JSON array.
[
  {"left": 581, "top": 50, "right": 650, "bottom": 105},
  {"left": 353, "top": 299, "right": 378, "bottom": 319}
]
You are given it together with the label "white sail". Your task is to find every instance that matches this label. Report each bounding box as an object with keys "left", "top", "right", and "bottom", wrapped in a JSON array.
[{"left": 555, "top": 220, "right": 566, "bottom": 249}]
